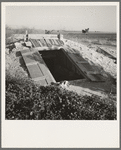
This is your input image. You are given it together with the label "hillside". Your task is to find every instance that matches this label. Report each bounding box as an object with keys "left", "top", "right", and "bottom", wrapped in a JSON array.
[{"left": 5, "top": 33, "right": 117, "bottom": 120}]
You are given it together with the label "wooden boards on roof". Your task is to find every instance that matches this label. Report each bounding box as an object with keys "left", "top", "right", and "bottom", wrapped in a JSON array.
[{"left": 29, "top": 38, "right": 64, "bottom": 48}]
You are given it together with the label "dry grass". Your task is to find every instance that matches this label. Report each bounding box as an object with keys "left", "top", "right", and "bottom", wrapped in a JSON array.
[
  {"left": 6, "top": 51, "right": 33, "bottom": 85},
  {"left": 63, "top": 32, "right": 116, "bottom": 47}
]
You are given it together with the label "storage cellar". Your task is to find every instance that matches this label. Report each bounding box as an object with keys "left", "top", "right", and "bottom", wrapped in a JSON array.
[{"left": 39, "top": 49, "right": 85, "bottom": 82}]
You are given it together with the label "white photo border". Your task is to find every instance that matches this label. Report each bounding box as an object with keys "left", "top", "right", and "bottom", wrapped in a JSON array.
[{"left": 2, "top": 2, "right": 120, "bottom": 148}]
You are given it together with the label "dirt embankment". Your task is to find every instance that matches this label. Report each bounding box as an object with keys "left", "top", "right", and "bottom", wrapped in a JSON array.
[
  {"left": 63, "top": 39, "right": 116, "bottom": 79},
  {"left": 6, "top": 48, "right": 30, "bottom": 85},
  {"left": 62, "top": 39, "right": 116, "bottom": 98}
]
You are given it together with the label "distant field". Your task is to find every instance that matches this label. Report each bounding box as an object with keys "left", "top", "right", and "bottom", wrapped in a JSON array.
[
  {"left": 61, "top": 31, "right": 116, "bottom": 47},
  {"left": 63, "top": 32, "right": 116, "bottom": 41}
]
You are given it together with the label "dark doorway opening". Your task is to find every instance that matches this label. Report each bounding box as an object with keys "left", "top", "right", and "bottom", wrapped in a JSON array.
[{"left": 39, "top": 49, "right": 85, "bottom": 82}]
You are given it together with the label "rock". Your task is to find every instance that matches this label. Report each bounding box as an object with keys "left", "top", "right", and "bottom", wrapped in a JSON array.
[
  {"left": 25, "top": 41, "right": 32, "bottom": 47},
  {"left": 60, "top": 81, "right": 69, "bottom": 88},
  {"left": 15, "top": 42, "right": 22, "bottom": 48}
]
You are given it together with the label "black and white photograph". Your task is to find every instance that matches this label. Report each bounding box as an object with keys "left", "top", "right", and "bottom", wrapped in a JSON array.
[{"left": 2, "top": 2, "right": 120, "bottom": 148}]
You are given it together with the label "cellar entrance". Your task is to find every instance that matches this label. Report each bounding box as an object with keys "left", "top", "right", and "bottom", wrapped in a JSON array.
[{"left": 39, "top": 49, "right": 85, "bottom": 82}]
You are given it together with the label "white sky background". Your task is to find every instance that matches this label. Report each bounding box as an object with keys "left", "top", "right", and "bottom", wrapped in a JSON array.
[{"left": 6, "top": 6, "right": 116, "bottom": 32}]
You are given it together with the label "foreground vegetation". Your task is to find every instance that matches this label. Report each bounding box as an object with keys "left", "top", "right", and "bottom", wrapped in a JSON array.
[{"left": 6, "top": 77, "right": 116, "bottom": 120}]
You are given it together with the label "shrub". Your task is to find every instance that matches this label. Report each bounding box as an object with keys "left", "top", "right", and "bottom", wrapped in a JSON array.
[{"left": 6, "top": 79, "right": 116, "bottom": 120}]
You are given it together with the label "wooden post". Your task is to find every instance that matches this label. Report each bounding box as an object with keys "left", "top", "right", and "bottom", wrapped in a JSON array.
[
  {"left": 58, "top": 33, "right": 63, "bottom": 40},
  {"left": 26, "top": 30, "right": 28, "bottom": 42}
]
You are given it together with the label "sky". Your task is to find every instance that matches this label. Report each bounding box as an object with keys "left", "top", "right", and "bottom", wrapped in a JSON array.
[{"left": 6, "top": 5, "right": 117, "bottom": 32}]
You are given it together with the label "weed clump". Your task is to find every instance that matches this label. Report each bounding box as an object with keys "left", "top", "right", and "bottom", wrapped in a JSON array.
[{"left": 6, "top": 78, "right": 116, "bottom": 120}]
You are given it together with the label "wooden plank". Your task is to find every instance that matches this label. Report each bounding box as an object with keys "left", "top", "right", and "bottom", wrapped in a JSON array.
[
  {"left": 29, "top": 39, "right": 36, "bottom": 47},
  {"left": 37, "top": 63, "right": 55, "bottom": 84},
  {"left": 87, "top": 74, "right": 105, "bottom": 82},
  {"left": 81, "top": 63, "right": 94, "bottom": 71},
  {"left": 61, "top": 49, "right": 88, "bottom": 79},
  {"left": 50, "top": 39, "right": 56, "bottom": 45},
  {"left": 32, "top": 51, "right": 56, "bottom": 84},
  {"left": 32, "top": 47, "right": 60, "bottom": 52},
  {"left": 76, "top": 63, "right": 89, "bottom": 72},
  {"left": 55, "top": 39, "right": 62, "bottom": 46},
  {"left": 50, "top": 39, "right": 60, "bottom": 46},
  {"left": 68, "top": 53, "right": 87, "bottom": 62},
  {"left": 35, "top": 79, "right": 48, "bottom": 86},
  {"left": 28, "top": 34, "right": 58, "bottom": 39},
  {"left": 37, "top": 40, "right": 43, "bottom": 47},
  {"left": 31, "top": 39, "right": 40, "bottom": 47},
  {"left": 99, "top": 46, "right": 116, "bottom": 58},
  {"left": 67, "top": 53, "right": 94, "bottom": 72},
  {"left": 44, "top": 39, "right": 52, "bottom": 47},
  {"left": 49, "top": 39, "right": 54, "bottom": 45},
  {"left": 59, "top": 40, "right": 64, "bottom": 45},
  {"left": 53, "top": 39, "right": 59, "bottom": 45},
  {"left": 39, "top": 39, "right": 47, "bottom": 46},
  {"left": 56, "top": 39, "right": 62, "bottom": 45},
  {"left": 76, "top": 61, "right": 88, "bottom": 64},
  {"left": 33, "top": 76, "right": 46, "bottom": 81},
  {"left": 55, "top": 39, "right": 61, "bottom": 45},
  {"left": 27, "top": 63, "right": 44, "bottom": 79},
  {"left": 22, "top": 55, "right": 36, "bottom": 65},
  {"left": 63, "top": 49, "right": 104, "bottom": 82},
  {"left": 20, "top": 49, "right": 31, "bottom": 54},
  {"left": 21, "top": 51, "right": 33, "bottom": 56},
  {"left": 21, "top": 50, "right": 55, "bottom": 85},
  {"left": 26, "top": 61, "right": 38, "bottom": 66}
]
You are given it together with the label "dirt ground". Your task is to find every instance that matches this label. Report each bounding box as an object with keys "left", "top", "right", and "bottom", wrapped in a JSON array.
[{"left": 62, "top": 38, "right": 117, "bottom": 98}]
